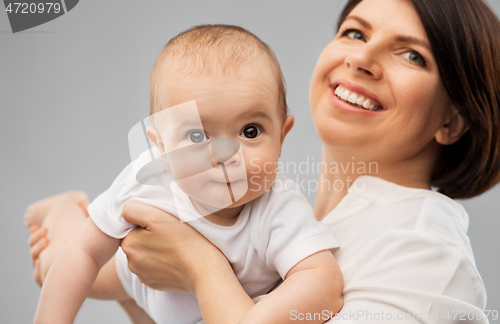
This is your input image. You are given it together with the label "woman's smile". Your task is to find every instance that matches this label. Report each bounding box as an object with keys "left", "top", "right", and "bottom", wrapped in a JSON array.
[
  {"left": 329, "top": 79, "right": 387, "bottom": 114},
  {"left": 333, "top": 85, "right": 382, "bottom": 111}
]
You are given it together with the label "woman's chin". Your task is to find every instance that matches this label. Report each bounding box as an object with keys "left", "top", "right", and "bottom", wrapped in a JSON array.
[
  {"left": 317, "top": 125, "right": 381, "bottom": 155},
  {"left": 313, "top": 100, "right": 385, "bottom": 147}
]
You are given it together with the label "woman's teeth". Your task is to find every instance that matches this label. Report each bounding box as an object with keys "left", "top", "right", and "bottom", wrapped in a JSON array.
[{"left": 334, "top": 85, "right": 380, "bottom": 111}]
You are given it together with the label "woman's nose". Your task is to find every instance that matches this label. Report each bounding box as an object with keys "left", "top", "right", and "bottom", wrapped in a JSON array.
[{"left": 344, "top": 45, "right": 383, "bottom": 80}]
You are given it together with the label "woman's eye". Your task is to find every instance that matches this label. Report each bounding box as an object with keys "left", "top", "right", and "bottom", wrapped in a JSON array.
[
  {"left": 187, "top": 130, "right": 207, "bottom": 143},
  {"left": 240, "top": 125, "right": 261, "bottom": 139},
  {"left": 344, "top": 29, "right": 365, "bottom": 41},
  {"left": 402, "top": 50, "right": 426, "bottom": 67}
]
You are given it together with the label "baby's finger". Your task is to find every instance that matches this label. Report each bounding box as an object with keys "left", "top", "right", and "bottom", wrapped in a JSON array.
[
  {"left": 34, "top": 259, "right": 42, "bottom": 287},
  {"left": 28, "top": 227, "right": 46, "bottom": 247},
  {"left": 29, "top": 225, "right": 40, "bottom": 233},
  {"left": 30, "top": 238, "right": 48, "bottom": 265}
]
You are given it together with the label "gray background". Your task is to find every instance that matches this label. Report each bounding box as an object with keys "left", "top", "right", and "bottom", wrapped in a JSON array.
[{"left": 1, "top": 0, "right": 499, "bottom": 323}]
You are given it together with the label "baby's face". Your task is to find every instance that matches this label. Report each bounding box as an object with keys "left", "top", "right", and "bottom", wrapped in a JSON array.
[{"left": 155, "top": 68, "right": 285, "bottom": 210}]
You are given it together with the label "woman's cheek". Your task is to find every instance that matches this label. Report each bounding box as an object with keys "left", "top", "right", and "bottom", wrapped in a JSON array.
[{"left": 395, "top": 78, "right": 443, "bottom": 132}]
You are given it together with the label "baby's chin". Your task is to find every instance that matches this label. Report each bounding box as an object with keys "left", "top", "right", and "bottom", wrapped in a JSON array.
[{"left": 184, "top": 179, "right": 249, "bottom": 210}]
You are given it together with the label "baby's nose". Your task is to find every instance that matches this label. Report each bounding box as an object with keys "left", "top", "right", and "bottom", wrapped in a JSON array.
[
  {"left": 166, "top": 138, "right": 241, "bottom": 181},
  {"left": 209, "top": 138, "right": 241, "bottom": 167}
]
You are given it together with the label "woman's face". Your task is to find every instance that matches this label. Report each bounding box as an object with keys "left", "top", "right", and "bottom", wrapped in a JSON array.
[{"left": 310, "top": 0, "right": 453, "bottom": 164}]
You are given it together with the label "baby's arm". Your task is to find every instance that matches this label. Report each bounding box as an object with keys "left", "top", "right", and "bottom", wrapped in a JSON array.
[
  {"left": 34, "top": 217, "right": 120, "bottom": 324},
  {"left": 239, "top": 250, "right": 343, "bottom": 324}
]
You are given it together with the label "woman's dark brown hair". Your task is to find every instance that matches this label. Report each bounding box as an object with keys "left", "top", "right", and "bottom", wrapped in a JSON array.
[{"left": 338, "top": 0, "right": 500, "bottom": 199}]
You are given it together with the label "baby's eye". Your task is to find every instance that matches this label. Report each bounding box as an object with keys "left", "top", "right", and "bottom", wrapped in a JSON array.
[
  {"left": 343, "top": 29, "right": 365, "bottom": 41},
  {"left": 240, "top": 125, "right": 261, "bottom": 139},
  {"left": 401, "top": 50, "right": 426, "bottom": 67},
  {"left": 187, "top": 129, "right": 207, "bottom": 143}
]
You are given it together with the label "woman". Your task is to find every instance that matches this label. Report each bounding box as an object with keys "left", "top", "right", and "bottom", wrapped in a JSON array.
[{"left": 27, "top": 0, "right": 500, "bottom": 323}]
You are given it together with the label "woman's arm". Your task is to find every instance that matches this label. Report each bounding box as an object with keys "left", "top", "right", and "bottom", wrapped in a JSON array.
[{"left": 121, "top": 201, "right": 256, "bottom": 324}]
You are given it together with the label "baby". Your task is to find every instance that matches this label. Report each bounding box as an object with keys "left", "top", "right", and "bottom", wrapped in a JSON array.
[{"left": 32, "top": 24, "right": 343, "bottom": 324}]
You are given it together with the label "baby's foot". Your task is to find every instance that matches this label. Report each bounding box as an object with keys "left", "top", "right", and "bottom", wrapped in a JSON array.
[{"left": 24, "top": 191, "right": 89, "bottom": 228}]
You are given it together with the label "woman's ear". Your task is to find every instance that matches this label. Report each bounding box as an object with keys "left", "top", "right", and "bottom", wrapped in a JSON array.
[
  {"left": 279, "top": 115, "right": 295, "bottom": 157},
  {"left": 434, "top": 107, "right": 469, "bottom": 145},
  {"left": 146, "top": 126, "right": 166, "bottom": 154}
]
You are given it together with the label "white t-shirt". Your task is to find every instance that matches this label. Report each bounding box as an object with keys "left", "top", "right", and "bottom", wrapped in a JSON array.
[
  {"left": 87, "top": 155, "right": 340, "bottom": 324},
  {"left": 320, "top": 175, "right": 488, "bottom": 323}
]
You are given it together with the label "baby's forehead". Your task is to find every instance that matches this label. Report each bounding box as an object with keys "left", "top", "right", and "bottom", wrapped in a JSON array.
[
  {"left": 159, "top": 63, "right": 281, "bottom": 113},
  {"left": 150, "top": 27, "right": 287, "bottom": 120},
  {"left": 160, "top": 48, "right": 276, "bottom": 83}
]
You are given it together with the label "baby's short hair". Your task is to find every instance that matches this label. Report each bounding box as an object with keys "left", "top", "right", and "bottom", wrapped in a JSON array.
[{"left": 149, "top": 24, "right": 288, "bottom": 120}]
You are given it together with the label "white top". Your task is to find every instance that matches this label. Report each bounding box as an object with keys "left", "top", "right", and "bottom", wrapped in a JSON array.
[
  {"left": 321, "top": 175, "right": 488, "bottom": 323},
  {"left": 88, "top": 152, "right": 340, "bottom": 324}
]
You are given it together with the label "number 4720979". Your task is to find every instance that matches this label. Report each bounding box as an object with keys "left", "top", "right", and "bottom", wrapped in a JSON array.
[
  {"left": 444, "top": 309, "right": 498, "bottom": 321},
  {"left": 5, "top": 3, "right": 62, "bottom": 14}
]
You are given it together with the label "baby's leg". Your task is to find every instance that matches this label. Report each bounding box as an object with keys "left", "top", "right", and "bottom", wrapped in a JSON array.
[
  {"left": 91, "top": 255, "right": 130, "bottom": 301},
  {"left": 27, "top": 193, "right": 153, "bottom": 323},
  {"left": 26, "top": 193, "right": 128, "bottom": 300},
  {"left": 24, "top": 191, "right": 89, "bottom": 228},
  {"left": 33, "top": 196, "right": 90, "bottom": 282},
  {"left": 96, "top": 259, "right": 155, "bottom": 322}
]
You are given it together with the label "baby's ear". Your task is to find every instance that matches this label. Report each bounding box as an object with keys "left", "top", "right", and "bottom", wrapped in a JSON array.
[
  {"left": 279, "top": 115, "right": 295, "bottom": 157},
  {"left": 146, "top": 126, "right": 166, "bottom": 154}
]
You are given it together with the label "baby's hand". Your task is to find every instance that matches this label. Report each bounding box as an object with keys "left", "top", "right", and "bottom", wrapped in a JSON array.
[{"left": 28, "top": 225, "right": 48, "bottom": 286}]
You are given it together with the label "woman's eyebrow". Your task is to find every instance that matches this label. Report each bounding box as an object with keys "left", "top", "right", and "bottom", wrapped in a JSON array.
[
  {"left": 344, "top": 15, "right": 372, "bottom": 29},
  {"left": 394, "top": 35, "right": 431, "bottom": 51},
  {"left": 344, "top": 15, "right": 430, "bottom": 51}
]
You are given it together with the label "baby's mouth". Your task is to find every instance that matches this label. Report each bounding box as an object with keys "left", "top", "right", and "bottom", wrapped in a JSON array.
[
  {"left": 332, "top": 85, "right": 384, "bottom": 111},
  {"left": 211, "top": 178, "right": 244, "bottom": 184}
]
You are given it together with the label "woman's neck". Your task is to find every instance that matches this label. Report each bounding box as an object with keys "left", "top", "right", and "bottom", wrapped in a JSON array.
[{"left": 314, "top": 145, "right": 436, "bottom": 221}]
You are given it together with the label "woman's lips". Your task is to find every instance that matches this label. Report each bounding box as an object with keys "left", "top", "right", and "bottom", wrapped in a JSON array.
[
  {"left": 330, "top": 80, "right": 387, "bottom": 112},
  {"left": 328, "top": 86, "right": 385, "bottom": 115}
]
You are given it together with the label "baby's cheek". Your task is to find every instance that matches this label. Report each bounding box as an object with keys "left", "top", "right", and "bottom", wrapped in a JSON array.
[{"left": 245, "top": 153, "right": 279, "bottom": 192}]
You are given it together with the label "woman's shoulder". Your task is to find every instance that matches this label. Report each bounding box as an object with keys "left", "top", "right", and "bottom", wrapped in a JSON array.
[
  {"left": 327, "top": 178, "right": 487, "bottom": 309},
  {"left": 330, "top": 175, "right": 475, "bottom": 264},
  {"left": 348, "top": 175, "right": 470, "bottom": 232},
  {"left": 406, "top": 190, "right": 476, "bottom": 266}
]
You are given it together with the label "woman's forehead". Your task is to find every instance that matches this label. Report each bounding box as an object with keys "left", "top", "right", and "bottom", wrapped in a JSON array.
[{"left": 347, "top": 0, "right": 428, "bottom": 40}]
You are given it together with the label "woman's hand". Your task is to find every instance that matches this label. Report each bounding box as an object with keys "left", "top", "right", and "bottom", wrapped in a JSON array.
[
  {"left": 120, "top": 201, "right": 229, "bottom": 294},
  {"left": 120, "top": 201, "right": 256, "bottom": 324}
]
